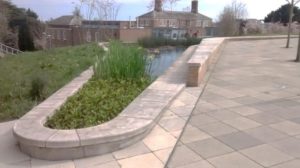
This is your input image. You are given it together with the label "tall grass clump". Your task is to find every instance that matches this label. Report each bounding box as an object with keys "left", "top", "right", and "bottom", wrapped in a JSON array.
[
  {"left": 94, "top": 41, "right": 148, "bottom": 80},
  {"left": 46, "top": 41, "right": 152, "bottom": 129}
]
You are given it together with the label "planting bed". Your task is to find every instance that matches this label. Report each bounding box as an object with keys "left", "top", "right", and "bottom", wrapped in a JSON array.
[
  {"left": 13, "top": 62, "right": 184, "bottom": 161},
  {"left": 13, "top": 42, "right": 186, "bottom": 160}
]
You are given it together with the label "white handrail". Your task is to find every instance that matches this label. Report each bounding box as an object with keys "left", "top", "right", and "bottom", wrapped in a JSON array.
[{"left": 0, "top": 43, "right": 22, "bottom": 55}]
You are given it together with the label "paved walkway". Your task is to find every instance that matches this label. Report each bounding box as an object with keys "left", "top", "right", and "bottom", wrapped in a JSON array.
[
  {"left": 167, "top": 39, "right": 300, "bottom": 168},
  {"left": 1, "top": 39, "right": 300, "bottom": 168}
]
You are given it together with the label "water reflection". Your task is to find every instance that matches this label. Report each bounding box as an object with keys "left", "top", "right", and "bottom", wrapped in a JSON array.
[{"left": 148, "top": 48, "right": 185, "bottom": 79}]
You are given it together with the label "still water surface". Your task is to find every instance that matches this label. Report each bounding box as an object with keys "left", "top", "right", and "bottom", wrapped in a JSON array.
[{"left": 148, "top": 48, "right": 185, "bottom": 78}]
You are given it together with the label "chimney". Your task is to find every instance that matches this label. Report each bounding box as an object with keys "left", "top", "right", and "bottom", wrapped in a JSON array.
[
  {"left": 191, "top": 0, "right": 198, "bottom": 13},
  {"left": 154, "top": 0, "right": 162, "bottom": 12}
]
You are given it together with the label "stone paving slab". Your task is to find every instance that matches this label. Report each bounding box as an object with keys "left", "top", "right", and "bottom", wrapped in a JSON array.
[
  {"left": 1, "top": 38, "right": 300, "bottom": 167},
  {"left": 0, "top": 45, "right": 204, "bottom": 167},
  {"left": 167, "top": 38, "right": 300, "bottom": 168},
  {"left": 0, "top": 85, "right": 204, "bottom": 168}
]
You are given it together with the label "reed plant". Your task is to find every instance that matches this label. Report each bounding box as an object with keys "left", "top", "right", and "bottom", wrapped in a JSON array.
[
  {"left": 94, "top": 41, "right": 149, "bottom": 80},
  {"left": 46, "top": 41, "right": 152, "bottom": 129}
]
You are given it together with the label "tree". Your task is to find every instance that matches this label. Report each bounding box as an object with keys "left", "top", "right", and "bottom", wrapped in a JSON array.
[
  {"left": 77, "top": 0, "right": 120, "bottom": 20},
  {"left": 182, "top": 6, "right": 191, "bottom": 12},
  {"left": 94, "top": 0, "right": 120, "bottom": 20},
  {"left": 18, "top": 19, "right": 35, "bottom": 51},
  {"left": 217, "top": 0, "right": 248, "bottom": 36},
  {"left": 264, "top": 4, "right": 300, "bottom": 24},
  {"left": 26, "top": 8, "right": 38, "bottom": 19},
  {"left": 166, "top": 0, "right": 180, "bottom": 11},
  {"left": 0, "top": 0, "right": 44, "bottom": 50},
  {"left": 76, "top": 0, "right": 120, "bottom": 42},
  {"left": 0, "top": 12, "right": 8, "bottom": 42},
  {"left": 285, "top": 0, "right": 300, "bottom": 48},
  {"left": 297, "top": 30, "right": 300, "bottom": 62}
]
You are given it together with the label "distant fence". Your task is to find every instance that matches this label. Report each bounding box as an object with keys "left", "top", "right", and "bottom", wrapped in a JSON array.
[{"left": 0, "top": 43, "right": 22, "bottom": 55}]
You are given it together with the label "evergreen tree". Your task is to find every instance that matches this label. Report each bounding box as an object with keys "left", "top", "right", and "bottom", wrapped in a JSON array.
[
  {"left": 264, "top": 4, "right": 300, "bottom": 24},
  {"left": 0, "top": 0, "right": 44, "bottom": 51},
  {"left": 26, "top": 8, "right": 38, "bottom": 19},
  {"left": 18, "top": 19, "right": 35, "bottom": 51}
]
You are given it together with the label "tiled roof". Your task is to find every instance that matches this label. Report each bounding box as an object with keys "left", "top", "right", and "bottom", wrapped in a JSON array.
[
  {"left": 138, "top": 11, "right": 212, "bottom": 20},
  {"left": 48, "top": 15, "right": 73, "bottom": 25}
]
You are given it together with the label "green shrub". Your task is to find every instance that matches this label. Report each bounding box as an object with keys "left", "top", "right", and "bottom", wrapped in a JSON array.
[
  {"left": 94, "top": 41, "right": 149, "bottom": 80},
  {"left": 45, "top": 78, "right": 150, "bottom": 129},
  {"left": 46, "top": 41, "right": 152, "bottom": 129},
  {"left": 138, "top": 37, "right": 202, "bottom": 48},
  {"left": 29, "top": 75, "right": 47, "bottom": 101}
]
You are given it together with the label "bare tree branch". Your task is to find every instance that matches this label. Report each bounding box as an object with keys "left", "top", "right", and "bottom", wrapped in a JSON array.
[{"left": 217, "top": 0, "right": 248, "bottom": 36}]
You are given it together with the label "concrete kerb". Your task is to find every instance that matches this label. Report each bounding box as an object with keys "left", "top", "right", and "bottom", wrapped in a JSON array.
[
  {"left": 12, "top": 46, "right": 197, "bottom": 161},
  {"left": 186, "top": 35, "right": 299, "bottom": 87}
]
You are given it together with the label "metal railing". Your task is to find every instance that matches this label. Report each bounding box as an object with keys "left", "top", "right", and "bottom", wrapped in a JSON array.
[{"left": 0, "top": 43, "right": 22, "bottom": 55}]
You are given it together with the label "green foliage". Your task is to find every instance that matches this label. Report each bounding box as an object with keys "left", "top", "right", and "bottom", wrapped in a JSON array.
[
  {"left": 45, "top": 78, "right": 150, "bottom": 129},
  {"left": 26, "top": 8, "right": 38, "bottom": 19},
  {"left": 138, "top": 37, "right": 202, "bottom": 48},
  {"left": 0, "top": 0, "right": 43, "bottom": 50},
  {"left": 29, "top": 75, "right": 47, "bottom": 101},
  {"left": 46, "top": 41, "right": 151, "bottom": 129},
  {"left": 264, "top": 4, "right": 300, "bottom": 24},
  {"left": 18, "top": 19, "right": 35, "bottom": 51},
  {"left": 94, "top": 41, "right": 149, "bottom": 80},
  {"left": 0, "top": 43, "right": 102, "bottom": 122}
]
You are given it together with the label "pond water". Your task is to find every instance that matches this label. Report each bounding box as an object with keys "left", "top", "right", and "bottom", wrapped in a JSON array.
[{"left": 148, "top": 48, "right": 185, "bottom": 79}]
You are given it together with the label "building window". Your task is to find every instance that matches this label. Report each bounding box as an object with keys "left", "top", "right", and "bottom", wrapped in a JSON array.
[
  {"left": 95, "top": 32, "right": 99, "bottom": 42},
  {"left": 160, "top": 20, "right": 164, "bottom": 26},
  {"left": 139, "top": 20, "right": 144, "bottom": 27},
  {"left": 203, "top": 20, "right": 209, "bottom": 27},
  {"left": 63, "top": 30, "right": 66, "bottom": 40},
  {"left": 86, "top": 31, "right": 91, "bottom": 42},
  {"left": 173, "top": 33, "right": 177, "bottom": 39},
  {"left": 196, "top": 20, "right": 202, "bottom": 27},
  {"left": 60, "top": 30, "right": 64, "bottom": 41},
  {"left": 52, "top": 30, "right": 55, "bottom": 39},
  {"left": 186, "top": 20, "right": 190, "bottom": 27},
  {"left": 56, "top": 30, "right": 61, "bottom": 40},
  {"left": 145, "top": 20, "right": 150, "bottom": 26}
]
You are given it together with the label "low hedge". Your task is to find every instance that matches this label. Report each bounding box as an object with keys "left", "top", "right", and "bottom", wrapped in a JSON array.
[{"left": 138, "top": 37, "right": 202, "bottom": 48}]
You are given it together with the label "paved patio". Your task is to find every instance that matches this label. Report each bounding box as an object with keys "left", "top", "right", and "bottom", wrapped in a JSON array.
[
  {"left": 1, "top": 39, "right": 300, "bottom": 168},
  {"left": 167, "top": 38, "right": 300, "bottom": 168}
]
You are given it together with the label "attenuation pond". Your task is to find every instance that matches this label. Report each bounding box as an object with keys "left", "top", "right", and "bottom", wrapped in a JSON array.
[{"left": 148, "top": 47, "right": 185, "bottom": 78}]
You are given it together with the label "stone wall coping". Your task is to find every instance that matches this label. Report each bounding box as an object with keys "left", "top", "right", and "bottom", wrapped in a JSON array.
[
  {"left": 187, "top": 35, "right": 299, "bottom": 86},
  {"left": 12, "top": 46, "right": 197, "bottom": 160}
]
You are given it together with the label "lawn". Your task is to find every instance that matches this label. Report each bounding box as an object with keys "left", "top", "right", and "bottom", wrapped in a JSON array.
[{"left": 0, "top": 44, "right": 103, "bottom": 122}]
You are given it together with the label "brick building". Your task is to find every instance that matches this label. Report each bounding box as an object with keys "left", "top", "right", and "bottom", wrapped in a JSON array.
[
  {"left": 45, "top": 0, "right": 212, "bottom": 48},
  {"left": 137, "top": 0, "right": 213, "bottom": 39},
  {"left": 45, "top": 16, "right": 151, "bottom": 48}
]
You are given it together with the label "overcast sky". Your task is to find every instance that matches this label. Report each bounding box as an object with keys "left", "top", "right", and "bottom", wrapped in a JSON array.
[{"left": 11, "top": 0, "right": 295, "bottom": 21}]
